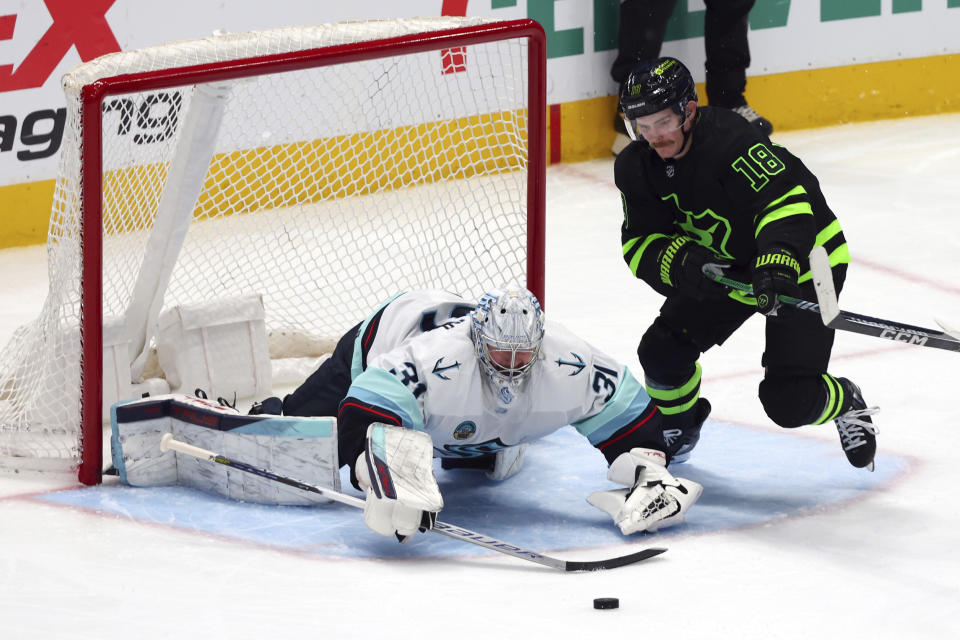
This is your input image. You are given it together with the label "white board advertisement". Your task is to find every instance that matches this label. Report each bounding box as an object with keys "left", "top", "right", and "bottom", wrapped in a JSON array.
[{"left": 2, "top": 0, "right": 959, "bottom": 187}]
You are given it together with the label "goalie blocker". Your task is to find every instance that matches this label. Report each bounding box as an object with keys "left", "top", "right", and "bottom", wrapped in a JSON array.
[{"left": 355, "top": 423, "right": 444, "bottom": 542}]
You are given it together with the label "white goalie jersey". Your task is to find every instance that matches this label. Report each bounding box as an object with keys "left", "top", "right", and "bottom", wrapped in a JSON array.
[
  {"left": 340, "top": 317, "right": 656, "bottom": 463},
  {"left": 349, "top": 289, "right": 475, "bottom": 379}
]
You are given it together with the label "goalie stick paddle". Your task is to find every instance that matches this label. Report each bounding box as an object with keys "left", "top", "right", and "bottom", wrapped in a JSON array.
[
  {"left": 702, "top": 249, "right": 960, "bottom": 354},
  {"left": 159, "top": 434, "right": 666, "bottom": 572}
]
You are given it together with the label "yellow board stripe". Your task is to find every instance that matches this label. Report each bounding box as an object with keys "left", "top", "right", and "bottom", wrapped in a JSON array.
[{"left": 3, "top": 109, "right": 528, "bottom": 247}]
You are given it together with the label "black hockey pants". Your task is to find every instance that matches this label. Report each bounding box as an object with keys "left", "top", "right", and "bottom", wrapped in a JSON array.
[
  {"left": 637, "top": 265, "right": 847, "bottom": 428},
  {"left": 282, "top": 323, "right": 360, "bottom": 418}
]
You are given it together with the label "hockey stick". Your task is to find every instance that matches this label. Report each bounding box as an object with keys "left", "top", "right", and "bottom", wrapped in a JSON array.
[
  {"left": 807, "top": 246, "right": 960, "bottom": 352},
  {"left": 936, "top": 318, "right": 960, "bottom": 342},
  {"left": 701, "top": 248, "right": 960, "bottom": 353},
  {"left": 159, "top": 434, "right": 666, "bottom": 572}
]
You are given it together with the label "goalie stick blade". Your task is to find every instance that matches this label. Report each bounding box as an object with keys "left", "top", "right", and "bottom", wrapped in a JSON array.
[
  {"left": 809, "top": 246, "right": 840, "bottom": 325},
  {"left": 562, "top": 546, "right": 667, "bottom": 572},
  {"left": 429, "top": 522, "right": 665, "bottom": 572}
]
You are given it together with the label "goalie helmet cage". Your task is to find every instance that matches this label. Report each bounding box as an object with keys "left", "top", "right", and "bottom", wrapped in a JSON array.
[{"left": 0, "top": 17, "right": 546, "bottom": 485}]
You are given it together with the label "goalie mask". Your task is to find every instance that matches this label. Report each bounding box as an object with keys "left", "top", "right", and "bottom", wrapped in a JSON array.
[{"left": 470, "top": 285, "right": 545, "bottom": 387}]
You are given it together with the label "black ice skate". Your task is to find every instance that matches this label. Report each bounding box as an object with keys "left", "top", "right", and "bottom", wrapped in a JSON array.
[
  {"left": 834, "top": 378, "right": 879, "bottom": 471},
  {"left": 664, "top": 398, "right": 711, "bottom": 464}
]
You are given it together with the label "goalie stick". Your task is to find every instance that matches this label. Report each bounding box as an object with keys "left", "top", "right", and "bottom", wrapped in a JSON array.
[
  {"left": 701, "top": 247, "right": 960, "bottom": 354},
  {"left": 159, "top": 434, "right": 666, "bottom": 572}
]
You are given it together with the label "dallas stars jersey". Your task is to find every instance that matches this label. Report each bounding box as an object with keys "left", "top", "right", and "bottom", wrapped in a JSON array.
[
  {"left": 339, "top": 318, "right": 657, "bottom": 466},
  {"left": 616, "top": 105, "right": 850, "bottom": 299}
]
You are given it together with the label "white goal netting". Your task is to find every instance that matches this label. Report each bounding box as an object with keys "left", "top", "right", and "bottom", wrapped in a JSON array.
[{"left": 0, "top": 18, "right": 541, "bottom": 478}]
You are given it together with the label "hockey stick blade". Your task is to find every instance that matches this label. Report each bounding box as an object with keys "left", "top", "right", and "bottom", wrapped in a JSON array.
[
  {"left": 159, "top": 434, "right": 665, "bottom": 572},
  {"left": 561, "top": 546, "right": 667, "bottom": 572},
  {"left": 809, "top": 246, "right": 839, "bottom": 324},
  {"left": 430, "top": 521, "right": 666, "bottom": 572},
  {"left": 936, "top": 318, "right": 960, "bottom": 342}
]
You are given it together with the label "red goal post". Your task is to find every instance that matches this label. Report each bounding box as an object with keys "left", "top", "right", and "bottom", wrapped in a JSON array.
[{"left": 0, "top": 18, "right": 546, "bottom": 485}]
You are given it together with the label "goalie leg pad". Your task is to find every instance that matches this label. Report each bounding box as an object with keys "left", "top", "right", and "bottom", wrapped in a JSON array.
[
  {"left": 112, "top": 394, "right": 340, "bottom": 505},
  {"left": 438, "top": 444, "right": 527, "bottom": 481},
  {"left": 486, "top": 443, "right": 527, "bottom": 481}
]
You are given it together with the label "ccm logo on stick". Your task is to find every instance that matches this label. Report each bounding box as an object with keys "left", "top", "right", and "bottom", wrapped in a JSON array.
[{"left": 879, "top": 329, "right": 928, "bottom": 345}]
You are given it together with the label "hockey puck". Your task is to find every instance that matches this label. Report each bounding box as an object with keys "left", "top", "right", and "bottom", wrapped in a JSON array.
[{"left": 593, "top": 597, "right": 619, "bottom": 610}]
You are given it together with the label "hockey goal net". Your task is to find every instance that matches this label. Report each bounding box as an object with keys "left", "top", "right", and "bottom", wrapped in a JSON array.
[{"left": 0, "top": 18, "right": 546, "bottom": 484}]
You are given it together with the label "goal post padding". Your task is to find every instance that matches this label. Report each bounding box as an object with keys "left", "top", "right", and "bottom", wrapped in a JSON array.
[{"left": 0, "top": 18, "right": 546, "bottom": 485}]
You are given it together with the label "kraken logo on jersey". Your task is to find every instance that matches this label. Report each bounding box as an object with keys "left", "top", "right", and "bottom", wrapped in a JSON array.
[
  {"left": 453, "top": 421, "right": 477, "bottom": 440},
  {"left": 661, "top": 193, "right": 734, "bottom": 259},
  {"left": 432, "top": 358, "right": 460, "bottom": 380},
  {"left": 555, "top": 352, "right": 586, "bottom": 376}
]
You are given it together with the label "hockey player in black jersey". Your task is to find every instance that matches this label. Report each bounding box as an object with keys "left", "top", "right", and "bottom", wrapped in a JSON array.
[{"left": 615, "top": 56, "right": 879, "bottom": 470}]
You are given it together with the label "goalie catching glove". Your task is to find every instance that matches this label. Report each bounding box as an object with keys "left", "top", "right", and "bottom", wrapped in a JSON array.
[
  {"left": 587, "top": 448, "right": 702, "bottom": 534},
  {"left": 355, "top": 423, "right": 444, "bottom": 542}
]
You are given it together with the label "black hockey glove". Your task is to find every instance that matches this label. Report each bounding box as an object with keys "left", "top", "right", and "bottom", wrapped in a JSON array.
[
  {"left": 659, "top": 236, "right": 733, "bottom": 300},
  {"left": 751, "top": 245, "right": 802, "bottom": 315}
]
